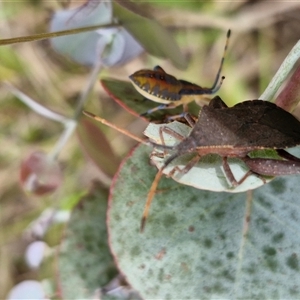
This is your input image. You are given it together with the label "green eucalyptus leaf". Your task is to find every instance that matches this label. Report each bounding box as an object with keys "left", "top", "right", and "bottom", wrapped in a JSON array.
[
  {"left": 108, "top": 144, "right": 300, "bottom": 299},
  {"left": 58, "top": 184, "right": 117, "bottom": 299},
  {"left": 113, "top": 2, "right": 187, "bottom": 69},
  {"left": 77, "top": 117, "right": 120, "bottom": 177}
]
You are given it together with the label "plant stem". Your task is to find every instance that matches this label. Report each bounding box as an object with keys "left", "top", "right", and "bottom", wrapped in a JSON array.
[
  {"left": 49, "top": 61, "right": 103, "bottom": 160},
  {"left": 260, "top": 40, "right": 300, "bottom": 101}
]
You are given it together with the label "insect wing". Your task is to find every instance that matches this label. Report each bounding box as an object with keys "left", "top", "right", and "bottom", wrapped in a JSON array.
[
  {"left": 191, "top": 98, "right": 300, "bottom": 150},
  {"left": 222, "top": 100, "right": 300, "bottom": 149},
  {"left": 235, "top": 100, "right": 300, "bottom": 147}
]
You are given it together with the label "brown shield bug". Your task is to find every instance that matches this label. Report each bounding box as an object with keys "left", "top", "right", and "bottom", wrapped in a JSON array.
[{"left": 83, "top": 96, "right": 300, "bottom": 231}]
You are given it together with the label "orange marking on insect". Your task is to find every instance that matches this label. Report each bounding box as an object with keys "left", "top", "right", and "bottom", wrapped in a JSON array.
[{"left": 129, "top": 30, "right": 231, "bottom": 113}]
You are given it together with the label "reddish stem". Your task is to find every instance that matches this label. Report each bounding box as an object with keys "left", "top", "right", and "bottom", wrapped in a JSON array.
[{"left": 275, "top": 64, "right": 300, "bottom": 112}]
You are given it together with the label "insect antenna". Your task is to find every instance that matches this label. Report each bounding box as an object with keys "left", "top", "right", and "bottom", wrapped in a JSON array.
[
  {"left": 82, "top": 111, "right": 149, "bottom": 145},
  {"left": 208, "top": 29, "right": 231, "bottom": 94},
  {"left": 83, "top": 111, "right": 176, "bottom": 151}
]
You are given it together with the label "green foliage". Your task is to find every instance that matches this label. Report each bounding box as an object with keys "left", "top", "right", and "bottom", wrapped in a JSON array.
[
  {"left": 58, "top": 185, "right": 117, "bottom": 299},
  {"left": 113, "top": 2, "right": 187, "bottom": 69},
  {"left": 3, "top": 1, "right": 300, "bottom": 299},
  {"left": 145, "top": 0, "right": 210, "bottom": 10},
  {"left": 77, "top": 117, "right": 120, "bottom": 177},
  {"left": 0, "top": 48, "right": 25, "bottom": 79}
]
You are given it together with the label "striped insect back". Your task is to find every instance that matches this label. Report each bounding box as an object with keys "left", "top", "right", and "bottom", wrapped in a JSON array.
[
  {"left": 129, "top": 30, "right": 231, "bottom": 116},
  {"left": 129, "top": 66, "right": 183, "bottom": 103}
]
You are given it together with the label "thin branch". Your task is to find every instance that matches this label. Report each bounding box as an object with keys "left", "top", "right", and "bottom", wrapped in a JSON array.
[
  {"left": 260, "top": 40, "right": 300, "bottom": 101},
  {"left": 0, "top": 23, "right": 118, "bottom": 46},
  {"left": 4, "top": 82, "right": 70, "bottom": 124}
]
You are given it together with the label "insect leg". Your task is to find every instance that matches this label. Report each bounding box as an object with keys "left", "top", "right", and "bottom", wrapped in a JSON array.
[
  {"left": 161, "top": 125, "right": 185, "bottom": 155},
  {"left": 166, "top": 112, "right": 196, "bottom": 126},
  {"left": 183, "top": 113, "right": 196, "bottom": 127},
  {"left": 222, "top": 157, "right": 266, "bottom": 187},
  {"left": 143, "top": 126, "right": 187, "bottom": 232},
  {"left": 242, "top": 156, "right": 300, "bottom": 176},
  {"left": 168, "top": 155, "right": 201, "bottom": 177},
  {"left": 149, "top": 125, "right": 183, "bottom": 159},
  {"left": 141, "top": 153, "right": 198, "bottom": 232},
  {"left": 141, "top": 167, "right": 164, "bottom": 232},
  {"left": 194, "top": 96, "right": 213, "bottom": 107},
  {"left": 222, "top": 157, "right": 239, "bottom": 187},
  {"left": 276, "top": 149, "right": 300, "bottom": 163},
  {"left": 140, "top": 103, "right": 177, "bottom": 117},
  {"left": 159, "top": 126, "right": 185, "bottom": 142}
]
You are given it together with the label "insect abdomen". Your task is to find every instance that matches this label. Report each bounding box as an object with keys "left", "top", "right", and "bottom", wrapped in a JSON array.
[{"left": 129, "top": 69, "right": 183, "bottom": 102}]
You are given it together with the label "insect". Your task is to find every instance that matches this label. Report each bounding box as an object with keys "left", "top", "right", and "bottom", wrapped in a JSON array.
[
  {"left": 129, "top": 30, "right": 231, "bottom": 116},
  {"left": 83, "top": 96, "right": 300, "bottom": 231}
]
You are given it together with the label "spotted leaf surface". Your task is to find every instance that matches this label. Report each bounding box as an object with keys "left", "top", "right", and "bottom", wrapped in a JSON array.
[
  {"left": 58, "top": 184, "right": 117, "bottom": 299},
  {"left": 108, "top": 144, "right": 300, "bottom": 299}
]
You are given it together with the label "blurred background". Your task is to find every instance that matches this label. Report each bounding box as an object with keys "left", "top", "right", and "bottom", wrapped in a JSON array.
[{"left": 1, "top": 0, "right": 300, "bottom": 298}]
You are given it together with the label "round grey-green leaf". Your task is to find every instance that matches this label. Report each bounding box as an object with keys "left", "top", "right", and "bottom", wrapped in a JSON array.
[
  {"left": 58, "top": 185, "right": 117, "bottom": 299},
  {"left": 108, "top": 144, "right": 300, "bottom": 299}
]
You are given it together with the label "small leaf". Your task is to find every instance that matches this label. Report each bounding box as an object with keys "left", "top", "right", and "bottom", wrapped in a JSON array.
[
  {"left": 101, "top": 79, "right": 200, "bottom": 121},
  {"left": 77, "top": 117, "right": 120, "bottom": 177},
  {"left": 96, "top": 27, "right": 144, "bottom": 67},
  {"left": 20, "top": 151, "right": 63, "bottom": 196},
  {"left": 113, "top": 2, "right": 187, "bottom": 69},
  {"left": 108, "top": 144, "right": 300, "bottom": 299},
  {"left": 50, "top": 2, "right": 111, "bottom": 66},
  {"left": 58, "top": 183, "right": 117, "bottom": 299}
]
